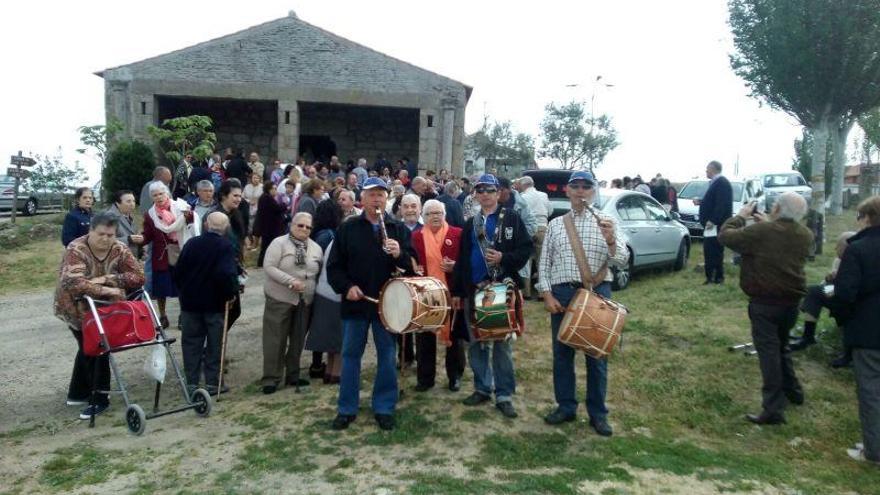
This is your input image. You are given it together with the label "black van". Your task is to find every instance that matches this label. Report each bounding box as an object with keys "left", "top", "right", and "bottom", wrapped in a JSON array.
[{"left": 522, "top": 169, "right": 578, "bottom": 220}]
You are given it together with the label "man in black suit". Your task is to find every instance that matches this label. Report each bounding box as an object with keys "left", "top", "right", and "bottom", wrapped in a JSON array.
[{"left": 696, "top": 160, "right": 733, "bottom": 284}]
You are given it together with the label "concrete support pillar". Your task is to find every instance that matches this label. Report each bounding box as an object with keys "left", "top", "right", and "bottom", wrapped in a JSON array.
[
  {"left": 278, "top": 99, "right": 299, "bottom": 161},
  {"left": 440, "top": 105, "right": 455, "bottom": 173}
]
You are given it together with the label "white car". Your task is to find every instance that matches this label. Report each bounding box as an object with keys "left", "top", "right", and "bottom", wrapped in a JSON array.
[
  {"left": 760, "top": 172, "right": 812, "bottom": 209},
  {"left": 676, "top": 177, "right": 765, "bottom": 237}
]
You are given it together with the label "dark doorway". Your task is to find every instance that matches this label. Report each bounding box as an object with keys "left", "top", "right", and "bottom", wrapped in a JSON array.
[{"left": 299, "top": 135, "right": 337, "bottom": 163}]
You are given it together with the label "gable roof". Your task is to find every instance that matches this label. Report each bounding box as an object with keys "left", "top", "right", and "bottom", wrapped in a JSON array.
[{"left": 97, "top": 13, "right": 471, "bottom": 101}]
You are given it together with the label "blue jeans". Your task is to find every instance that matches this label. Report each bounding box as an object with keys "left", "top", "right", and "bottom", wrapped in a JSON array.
[
  {"left": 550, "top": 282, "right": 610, "bottom": 420},
  {"left": 468, "top": 339, "right": 516, "bottom": 404},
  {"left": 337, "top": 315, "right": 398, "bottom": 416}
]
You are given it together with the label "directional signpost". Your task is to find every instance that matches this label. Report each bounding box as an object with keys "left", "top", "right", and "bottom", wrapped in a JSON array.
[{"left": 8, "top": 151, "right": 36, "bottom": 224}]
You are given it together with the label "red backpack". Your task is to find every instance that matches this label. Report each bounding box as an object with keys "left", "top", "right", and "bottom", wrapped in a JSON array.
[{"left": 82, "top": 301, "right": 156, "bottom": 357}]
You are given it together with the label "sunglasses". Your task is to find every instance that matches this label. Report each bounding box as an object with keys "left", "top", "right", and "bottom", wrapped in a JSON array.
[
  {"left": 475, "top": 187, "right": 497, "bottom": 194},
  {"left": 296, "top": 224, "right": 313, "bottom": 230},
  {"left": 568, "top": 183, "right": 593, "bottom": 190}
]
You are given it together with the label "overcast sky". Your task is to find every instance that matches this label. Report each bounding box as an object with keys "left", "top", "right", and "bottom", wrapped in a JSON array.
[{"left": 2, "top": 0, "right": 815, "bottom": 183}]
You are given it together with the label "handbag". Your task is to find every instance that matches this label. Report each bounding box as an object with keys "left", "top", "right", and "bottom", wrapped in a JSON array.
[{"left": 82, "top": 300, "right": 156, "bottom": 357}]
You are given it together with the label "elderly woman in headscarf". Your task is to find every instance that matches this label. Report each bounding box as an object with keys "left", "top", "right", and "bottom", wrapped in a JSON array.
[
  {"left": 260, "top": 211, "right": 323, "bottom": 394},
  {"left": 139, "top": 181, "right": 199, "bottom": 328}
]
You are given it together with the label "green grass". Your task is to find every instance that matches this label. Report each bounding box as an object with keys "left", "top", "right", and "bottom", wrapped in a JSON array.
[{"left": 40, "top": 446, "right": 137, "bottom": 491}]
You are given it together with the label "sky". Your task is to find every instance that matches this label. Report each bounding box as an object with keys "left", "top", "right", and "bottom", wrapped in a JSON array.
[{"left": 1, "top": 0, "right": 817, "bottom": 183}]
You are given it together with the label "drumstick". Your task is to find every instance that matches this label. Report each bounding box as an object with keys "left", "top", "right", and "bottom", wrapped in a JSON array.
[{"left": 362, "top": 296, "right": 379, "bottom": 304}]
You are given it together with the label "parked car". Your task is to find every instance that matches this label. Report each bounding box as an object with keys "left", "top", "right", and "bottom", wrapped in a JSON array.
[
  {"left": 676, "top": 177, "right": 765, "bottom": 237},
  {"left": 0, "top": 175, "right": 65, "bottom": 216},
  {"left": 759, "top": 171, "right": 812, "bottom": 209},
  {"left": 522, "top": 168, "right": 691, "bottom": 290}
]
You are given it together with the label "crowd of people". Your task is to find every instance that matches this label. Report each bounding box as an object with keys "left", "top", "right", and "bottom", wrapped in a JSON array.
[{"left": 52, "top": 153, "right": 880, "bottom": 465}]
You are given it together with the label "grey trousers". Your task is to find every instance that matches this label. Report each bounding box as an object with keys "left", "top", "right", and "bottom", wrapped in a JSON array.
[
  {"left": 853, "top": 348, "right": 880, "bottom": 462},
  {"left": 180, "top": 311, "right": 224, "bottom": 388},
  {"left": 262, "top": 296, "right": 310, "bottom": 386},
  {"left": 748, "top": 302, "right": 802, "bottom": 416}
]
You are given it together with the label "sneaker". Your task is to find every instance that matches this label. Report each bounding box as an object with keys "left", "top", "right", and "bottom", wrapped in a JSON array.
[
  {"left": 375, "top": 413, "right": 396, "bottom": 431},
  {"left": 462, "top": 392, "right": 490, "bottom": 406},
  {"left": 66, "top": 397, "right": 89, "bottom": 406},
  {"left": 331, "top": 414, "right": 356, "bottom": 430},
  {"left": 496, "top": 402, "right": 518, "bottom": 419},
  {"left": 79, "top": 403, "right": 109, "bottom": 420}
]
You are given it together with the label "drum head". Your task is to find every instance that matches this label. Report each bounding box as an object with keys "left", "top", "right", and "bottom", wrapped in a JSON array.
[{"left": 381, "top": 280, "right": 414, "bottom": 333}]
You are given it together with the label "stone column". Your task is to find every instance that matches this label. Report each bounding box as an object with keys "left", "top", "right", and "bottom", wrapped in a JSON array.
[
  {"left": 278, "top": 99, "right": 299, "bottom": 161},
  {"left": 440, "top": 104, "right": 455, "bottom": 173}
]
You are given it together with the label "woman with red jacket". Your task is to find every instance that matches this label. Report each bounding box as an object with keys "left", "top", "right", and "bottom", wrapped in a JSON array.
[{"left": 410, "top": 199, "right": 466, "bottom": 392}]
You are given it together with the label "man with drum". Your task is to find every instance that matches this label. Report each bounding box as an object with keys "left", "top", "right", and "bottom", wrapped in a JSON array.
[
  {"left": 327, "top": 177, "right": 416, "bottom": 431},
  {"left": 537, "top": 171, "right": 628, "bottom": 436},
  {"left": 453, "top": 174, "right": 532, "bottom": 419},
  {"left": 411, "top": 199, "right": 466, "bottom": 392}
]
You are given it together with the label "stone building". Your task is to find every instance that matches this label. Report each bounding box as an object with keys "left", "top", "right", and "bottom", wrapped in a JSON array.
[{"left": 97, "top": 11, "right": 471, "bottom": 176}]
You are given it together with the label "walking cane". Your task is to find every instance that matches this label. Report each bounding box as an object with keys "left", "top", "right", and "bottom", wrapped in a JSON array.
[{"left": 217, "top": 299, "right": 231, "bottom": 402}]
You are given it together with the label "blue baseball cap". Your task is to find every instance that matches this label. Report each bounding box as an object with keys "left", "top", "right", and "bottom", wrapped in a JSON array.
[
  {"left": 362, "top": 177, "right": 390, "bottom": 191},
  {"left": 475, "top": 174, "right": 500, "bottom": 187},
  {"left": 569, "top": 171, "right": 597, "bottom": 185}
]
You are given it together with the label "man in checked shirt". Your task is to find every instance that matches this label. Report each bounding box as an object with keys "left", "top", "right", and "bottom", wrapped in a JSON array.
[{"left": 537, "top": 170, "right": 629, "bottom": 436}]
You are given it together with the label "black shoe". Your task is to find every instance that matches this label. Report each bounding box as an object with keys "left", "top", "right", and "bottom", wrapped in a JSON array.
[
  {"left": 414, "top": 383, "right": 433, "bottom": 392},
  {"left": 375, "top": 414, "right": 395, "bottom": 431},
  {"left": 831, "top": 354, "right": 853, "bottom": 368},
  {"left": 448, "top": 378, "right": 461, "bottom": 392},
  {"left": 331, "top": 414, "right": 356, "bottom": 430},
  {"left": 789, "top": 337, "right": 816, "bottom": 351},
  {"left": 544, "top": 409, "right": 576, "bottom": 425},
  {"left": 745, "top": 412, "right": 786, "bottom": 425},
  {"left": 462, "top": 392, "right": 490, "bottom": 406},
  {"left": 262, "top": 385, "right": 277, "bottom": 395},
  {"left": 714, "top": 279, "right": 724, "bottom": 285},
  {"left": 496, "top": 402, "right": 518, "bottom": 418},
  {"left": 308, "top": 363, "right": 326, "bottom": 379},
  {"left": 590, "top": 418, "right": 613, "bottom": 436},
  {"left": 79, "top": 403, "right": 110, "bottom": 420},
  {"left": 159, "top": 315, "right": 170, "bottom": 329},
  {"left": 703, "top": 280, "right": 713, "bottom": 285},
  {"left": 286, "top": 378, "right": 310, "bottom": 387},
  {"left": 785, "top": 390, "right": 804, "bottom": 406},
  {"left": 206, "top": 383, "right": 230, "bottom": 395}
]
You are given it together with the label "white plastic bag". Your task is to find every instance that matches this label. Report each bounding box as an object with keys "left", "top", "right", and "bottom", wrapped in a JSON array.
[{"left": 144, "top": 346, "right": 167, "bottom": 383}]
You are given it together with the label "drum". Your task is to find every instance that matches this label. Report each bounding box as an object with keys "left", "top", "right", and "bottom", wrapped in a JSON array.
[
  {"left": 471, "top": 279, "right": 524, "bottom": 341},
  {"left": 558, "top": 288, "right": 627, "bottom": 358},
  {"left": 378, "top": 277, "right": 450, "bottom": 334}
]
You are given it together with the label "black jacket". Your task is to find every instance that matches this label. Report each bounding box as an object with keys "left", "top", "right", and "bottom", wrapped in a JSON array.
[
  {"left": 453, "top": 206, "right": 532, "bottom": 297},
  {"left": 699, "top": 176, "right": 733, "bottom": 227},
  {"left": 225, "top": 157, "right": 252, "bottom": 185},
  {"left": 173, "top": 232, "right": 239, "bottom": 313},
  {"left": 832, "top": 225, "right": 880, "bottom": 350},
  {"left": 328, "top": 212, "right": 416, "bottom": 317},
  {"left": 437, "top": 193, "right": 465, "bottom": 228}
]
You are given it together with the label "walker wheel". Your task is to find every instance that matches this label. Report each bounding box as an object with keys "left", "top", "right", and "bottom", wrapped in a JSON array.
[
  {"left": 126, "top": 404, "right": 146, "bottom": 436},
  {"left": 192, "top": 388, "right": 212, "bottom": 418}
]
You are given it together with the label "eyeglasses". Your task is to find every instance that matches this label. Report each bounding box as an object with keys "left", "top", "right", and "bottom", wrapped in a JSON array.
[
  {"left": 475, "top": 187, "right": 497, "bottom": 194},
  {"left": 296, "top": 224, "right": 313, "bottom": 230},
  {"left": 568, "top": 183, "right": 593, "bottom": 190},
  {"left": 425, "top": 211, "right": 444, "bottom": 216}
]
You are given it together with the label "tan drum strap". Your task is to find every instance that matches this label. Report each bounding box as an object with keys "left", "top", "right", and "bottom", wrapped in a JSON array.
[{"left": 563, "top": 212, "right": 607, "bottom": 290}]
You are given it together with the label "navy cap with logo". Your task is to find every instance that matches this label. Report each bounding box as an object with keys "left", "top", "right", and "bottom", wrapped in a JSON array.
[
  {"left": 475, "top": 174, "right": 500, "bottom": 187},
  {"left": 362, "top": 177, "right": 390, "bottom": 191},
  {"left": 568, "top": 171, "right": 597, "bottom": 185}
]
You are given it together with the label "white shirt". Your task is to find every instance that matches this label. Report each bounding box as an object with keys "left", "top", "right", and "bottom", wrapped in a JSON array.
[{"left": 520, "top": 187, "right": 552, "bottom": 228}]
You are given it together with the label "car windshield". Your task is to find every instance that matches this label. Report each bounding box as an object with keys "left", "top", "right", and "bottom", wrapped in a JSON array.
[
  {"left": 529, "top": 174, "right": 572, "bottom": 199},
  {"left": 763, "top": 174, "right": 805, "bottom": 187},
  {"left": 679, "top": 180, "right": 743, "bottom": 200}
]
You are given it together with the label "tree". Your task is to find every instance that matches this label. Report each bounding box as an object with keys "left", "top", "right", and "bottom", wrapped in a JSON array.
[
  {"left": 467, "top": 117, "right": 535, "bottom": 171},
  {"left": 791, "top": 129, "right": 832, "bottom": 192},
  {"left": 76, "top": 119, "right": 123, "bottom": 175},
  {"left": 729, "top": 0, "right": 880, "bottom": 220},
  {"left": 538, "top": 101, "right": 618, "bottom": 171},
  {"left": 29, "top": 149, "right": 89, "bottom": 202},
  {"left": 859, "top": 108, "right": 880, "bottom": 164},
  {"left": 147, "top": 115, "right": 216, "bottom": 166},
  {"left": 103, "top": 140, "right": 155, "bottom": 197}
]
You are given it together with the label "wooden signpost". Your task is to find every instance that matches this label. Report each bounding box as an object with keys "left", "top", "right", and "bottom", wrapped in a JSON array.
[{"left": 8, "top": 151, "right": 36, "bottom": 224}]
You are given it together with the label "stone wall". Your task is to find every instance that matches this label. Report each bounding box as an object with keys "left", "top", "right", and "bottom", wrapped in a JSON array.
[
  {"left": 156, "top": 96, "right": 278, "bottom": 160},
  {"left": 298, "top": 102, "right": 419, "bottom": 164}
]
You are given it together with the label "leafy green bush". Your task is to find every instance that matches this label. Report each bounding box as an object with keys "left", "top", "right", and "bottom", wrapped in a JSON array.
[{"left": 103, "top": 140, "right": 155, "bottom": 201}]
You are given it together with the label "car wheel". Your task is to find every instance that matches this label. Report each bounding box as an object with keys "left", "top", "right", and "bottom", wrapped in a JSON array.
[
  {"left": 22, "top": 198, "right": 37, "bottom": 216},
  {"left": 611, "top": 247, "right": 634, "bottom": 291},
  {"left": 673, "top": 239, "right": 689, "bottom": 271}
]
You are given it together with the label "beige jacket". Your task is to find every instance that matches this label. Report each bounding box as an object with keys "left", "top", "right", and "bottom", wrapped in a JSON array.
[{"left": 263, "top": 235, "right": 322, "bottom": 305}]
